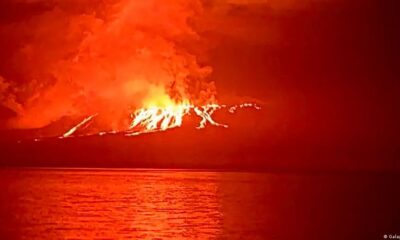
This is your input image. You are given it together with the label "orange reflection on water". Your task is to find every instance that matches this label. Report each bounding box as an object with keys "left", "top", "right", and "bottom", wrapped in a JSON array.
[{"left": 4, "top": 169, "right": 223, "bottom": 240}]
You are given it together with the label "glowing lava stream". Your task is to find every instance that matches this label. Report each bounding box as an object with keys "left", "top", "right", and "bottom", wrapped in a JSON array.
[
  {"left": 61, "top": 114, "right": 98, "bottom": 138},
  {"left": 61, "top": 103, "right": 260, "bottom": 138}
]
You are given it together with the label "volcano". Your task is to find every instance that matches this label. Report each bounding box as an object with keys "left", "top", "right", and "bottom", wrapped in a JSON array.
[{"left": 0, "top": 106, "right": 269, "bottom": 170}]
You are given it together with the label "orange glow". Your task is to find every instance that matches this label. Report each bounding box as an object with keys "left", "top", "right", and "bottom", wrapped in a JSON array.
[{"left": 0, "top": 0, "right": 216, "bottom": 130}]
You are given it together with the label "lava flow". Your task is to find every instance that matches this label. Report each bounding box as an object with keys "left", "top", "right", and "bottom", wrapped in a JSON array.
[{"left": 60, "top": 103, "right": 260, "bottom": 139}]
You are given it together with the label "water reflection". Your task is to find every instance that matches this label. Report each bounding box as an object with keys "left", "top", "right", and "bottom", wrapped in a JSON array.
[
  {"left": 1, "top": 170, "right": 223, "bottom": 239},
  {"left": 0, "top": 169, "right": 399, "bottom": 240}
]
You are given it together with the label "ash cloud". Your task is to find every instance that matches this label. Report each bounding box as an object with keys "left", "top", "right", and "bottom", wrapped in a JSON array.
[
  {"left": 0, "top": 0, "right": 215, "bottom": 129},
  {"left": 0, "top": 0, "right": 352, "bottom": 131}
]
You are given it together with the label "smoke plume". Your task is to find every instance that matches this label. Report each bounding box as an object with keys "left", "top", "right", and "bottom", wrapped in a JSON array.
[{"left": 0, "top": 0, "right": 215, "bottom": 129}]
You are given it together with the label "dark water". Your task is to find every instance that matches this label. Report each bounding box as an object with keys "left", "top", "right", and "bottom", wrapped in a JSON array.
[{"left": 0, "top": 169, "right": 399, "bottom": 240}]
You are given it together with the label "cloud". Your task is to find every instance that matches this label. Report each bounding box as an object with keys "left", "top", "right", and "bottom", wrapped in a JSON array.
[
  {"left": 0, "top": 0, "right": 340, "bottom": 130},
  {"left": 0, "top": 0, "right": 215, "bottom": 129}
]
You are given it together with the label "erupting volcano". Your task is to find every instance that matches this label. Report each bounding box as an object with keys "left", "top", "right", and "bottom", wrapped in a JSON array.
[{"left": 0, "top": 0, "right": 263, "bottom": 141}]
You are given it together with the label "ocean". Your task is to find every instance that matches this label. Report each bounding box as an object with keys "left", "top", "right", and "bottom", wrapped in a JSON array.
[{"left": 0, "top": 168, "right": 398, "bottom": 239}]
